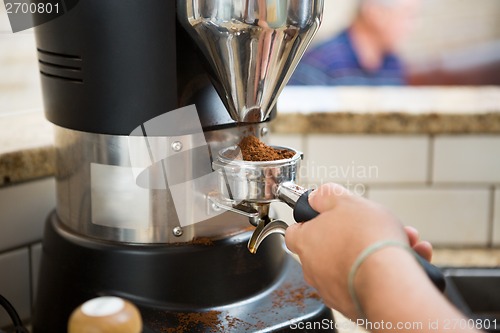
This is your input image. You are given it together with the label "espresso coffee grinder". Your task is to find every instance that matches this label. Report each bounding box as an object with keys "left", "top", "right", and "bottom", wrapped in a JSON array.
[{"left": 32, "top": 1, "right": 336, "bottom": 332}]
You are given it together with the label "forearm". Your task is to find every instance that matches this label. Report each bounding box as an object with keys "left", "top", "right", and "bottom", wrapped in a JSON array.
[{"left": 355, "top": 247, "right": 480, "bottom": 333}]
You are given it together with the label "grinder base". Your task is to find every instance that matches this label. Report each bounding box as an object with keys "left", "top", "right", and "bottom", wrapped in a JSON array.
[
  {"left": 140, "top": 260, "right": 335, "bottom": 332},
  {"left": 33, "top": 212, "right": 336, "bottom": 332}
]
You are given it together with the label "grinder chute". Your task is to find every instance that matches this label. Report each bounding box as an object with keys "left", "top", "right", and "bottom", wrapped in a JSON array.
[{"left": 178, "top": 0, "right": 323, "bottom": 123}]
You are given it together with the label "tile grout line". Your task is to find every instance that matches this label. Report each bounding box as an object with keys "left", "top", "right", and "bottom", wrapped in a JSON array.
[
  {"left": 396, "top": 182, "right": 496, "bottom": 188},
  {"left": 0, "top": 241, "right": 41, "bottom": 257},
  {"left": 28, "top": 245, "right": 34, "bottom": 316},
  {"left": 427, "top": 135, "right": 434, "bottom": 186},
  {"left": 487, "top": 186, "right": 495, "bottom": 247},
  {"left": 301, "top": 134, "right": 309, "bottom": 187},
  {"left": 306, "top": 181, "right": 499, "bottom": 189}
]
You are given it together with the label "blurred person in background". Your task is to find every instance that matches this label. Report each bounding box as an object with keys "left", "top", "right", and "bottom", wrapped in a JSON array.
[{"left": 290, "top": 0, "right": 421, "bottom": 86}]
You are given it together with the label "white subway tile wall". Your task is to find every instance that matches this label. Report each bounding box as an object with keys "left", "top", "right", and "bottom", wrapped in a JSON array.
[
  {"left": 368, "top": 187, "right": 490, "bottom": 246},
  {"left": 271, "top": 134, "right": 497, "bottom": 247},
  {"left": 0, "top": 248, "right": 31, "bottom": 327},
  {"left": 494, "top": 189, "right": 500, "bottom": 246},
  {"left": 0, "top": 178, "right": 54, "bottom": 329},
  {"left": 433, "top": 136, "right": 500, "bottom": 183},
  {"left": 0, "top": 178, "right": 55, "bottom": 252},
  {"left": 306, "top": 135, "right": 429, "bottom": 184}
]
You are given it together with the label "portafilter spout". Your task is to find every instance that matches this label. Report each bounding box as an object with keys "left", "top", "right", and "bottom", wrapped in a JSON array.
[
  {"left": 177, "top": 0, "right": 324, "bottom": 123},
  {"left": 247, "top": 181, "right": 318, "bottom": 254}
]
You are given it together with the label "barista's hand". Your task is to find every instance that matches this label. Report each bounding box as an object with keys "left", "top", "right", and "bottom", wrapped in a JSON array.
[
  {"left": 286, "top": 183, "right": 475, "bottom": 332},
  {"left": 285, "top": 183, "right": 418, "bottom": 319},
  {"left": 405, "top": 225, "right": 432, "bottom": 262}
]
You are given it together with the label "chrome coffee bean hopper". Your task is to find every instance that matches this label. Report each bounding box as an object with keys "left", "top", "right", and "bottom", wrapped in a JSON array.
[{"left": 210, "top": 145, "right": 319, "bottom": 253}]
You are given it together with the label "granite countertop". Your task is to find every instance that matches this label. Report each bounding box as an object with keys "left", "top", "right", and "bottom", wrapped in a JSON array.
[
  {"left": 0, "top": 110, "right": 54, "bottom": 187},
  {"left": 1, "top": 87, "right": 500, "bottom": 187}
]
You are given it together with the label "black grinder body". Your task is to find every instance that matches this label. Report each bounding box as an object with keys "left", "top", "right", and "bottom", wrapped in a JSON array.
[
  {"left": 32, "top": 1, "right": 333, "bottom": 332},
  {"left": 35, "top": 0, "right": 238, "bottom": 135}
]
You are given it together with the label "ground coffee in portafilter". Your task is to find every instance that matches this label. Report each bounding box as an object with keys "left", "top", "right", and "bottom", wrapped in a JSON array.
[{"left": 237, "top": 135, "right": 295, "bottom": 162}]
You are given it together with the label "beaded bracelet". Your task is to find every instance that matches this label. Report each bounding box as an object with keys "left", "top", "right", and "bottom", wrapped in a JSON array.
[{"left": 347, "top": 240, "right": 415, "bottom": 319}]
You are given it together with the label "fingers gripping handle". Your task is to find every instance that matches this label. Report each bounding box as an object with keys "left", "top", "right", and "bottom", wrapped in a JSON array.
[
  {"left": 293, "top": 190, "right": 319, "bottom": 222},
  {"left": 288, "top": 187, "right": 446, "bottom": 292},
  {"left": 276, "top": 182, "right": 319, "bottom": 222}
]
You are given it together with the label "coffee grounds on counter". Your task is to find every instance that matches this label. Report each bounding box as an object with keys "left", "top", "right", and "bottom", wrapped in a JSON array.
[
  {"left": 237, "top": 135, "right": 295, "bottom": 162},
  {"left": 272, "top": 283, "right": 321, "bottom": 309},
  {"left": 161, "top": 311, "right": 222, "bottom": 333}
]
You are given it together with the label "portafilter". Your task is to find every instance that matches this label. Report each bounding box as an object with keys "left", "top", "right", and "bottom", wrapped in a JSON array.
[{"left": 210, "top": 145, "right": 317, "bottom": 252}]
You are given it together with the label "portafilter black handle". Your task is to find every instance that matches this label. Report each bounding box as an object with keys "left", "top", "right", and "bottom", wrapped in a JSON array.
[
  {"left": 292, "top": 189, "right": 320, "bottom": 222},
  {"left": 278, "top": 183, "right": 446, "bottom": 292}
]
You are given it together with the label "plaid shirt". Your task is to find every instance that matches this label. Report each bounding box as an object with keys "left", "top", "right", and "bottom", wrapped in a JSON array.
[{"left": 289, "top": 30, "right": 406, "bottom": 86}]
